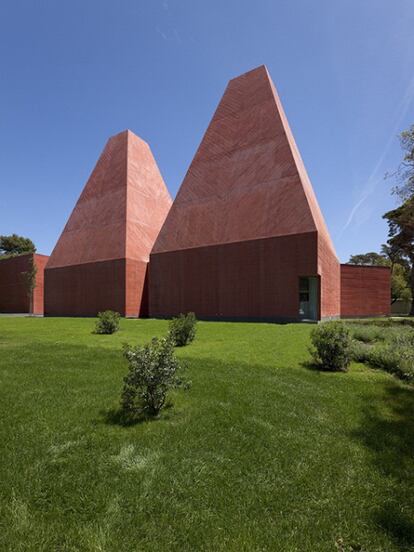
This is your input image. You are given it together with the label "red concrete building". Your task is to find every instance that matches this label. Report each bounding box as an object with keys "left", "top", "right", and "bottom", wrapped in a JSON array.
[
  {"left": 0, "top": 253, "right": 48, "bottom": 315},
  {"left": 10, "top": 66, "right": 388, "bottom": 320},
  {"left": 44, "top": 130, "right": 172, "bottom": 317},
  {"left": 340, "top": 264, "right": 390, "bottom": 318},
  {"left": 148, "top": 66, "right": 390, "bottom": 321}
]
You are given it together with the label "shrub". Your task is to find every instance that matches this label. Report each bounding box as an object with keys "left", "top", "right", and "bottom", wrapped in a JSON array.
[
  {"left": 350, "top": 340, "right": 372, "bottom": 363},
  {"left": 121, "top": 337, "right": 188, "bottom": 417},
  {"left": 385, "top": 331, "right": 414, "bottom": 382},
  {"left": 168, "top": 312, "right": 197, "bottom": 347},
  {"left": 365, "top": 344, "right": 399, "bottom": 372},
  {"left": 350, "top": 324, "right": 386, "bottom": 343},
  {"left": 310, "top": 321, "right": 351, "bottom": 372},
  {"left": 345, "top": 318, "right": 414, "bottom": 328},
  {"left": 351, "top": 330, "right": 414, "bottom": 383},
  {"left": 94, "top": 310, "right": 120, "bottom": 334}
]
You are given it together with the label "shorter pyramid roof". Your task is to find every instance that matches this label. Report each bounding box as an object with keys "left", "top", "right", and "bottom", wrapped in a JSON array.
[{"left": 47, "top": 130, "right": 172, "bottom": 269}]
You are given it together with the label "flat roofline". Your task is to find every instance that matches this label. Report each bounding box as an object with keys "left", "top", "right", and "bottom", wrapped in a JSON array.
[
  {"left": 0, "top": 252, "right": 49, "bottom": 261},
  {"left": 340, "top": 263, "right": 390, "bottom": 270}
]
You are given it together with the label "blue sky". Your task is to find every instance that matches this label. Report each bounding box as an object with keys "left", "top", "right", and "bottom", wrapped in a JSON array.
[{"left": 1, "top": 0, "right": 413, "bottom": 262}]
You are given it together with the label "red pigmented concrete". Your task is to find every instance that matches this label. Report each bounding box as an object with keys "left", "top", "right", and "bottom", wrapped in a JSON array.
[
  {"left": 340, "top": 265, "right": 391, "bottom": 318},
  {"left": 150, "top": 232, "right": 318, "bottom": 320},
  {"left": 150, "top": 65, "right": 340, "bottom": 320},
  {"left": 38, "top": 68, "right": 390, "bottom": 320},
  {"left": 0, "top": 253, "right": 49, "bottom": 314},
  {"left": 45, "top": 130, "right": 171, "bottom": 317}
]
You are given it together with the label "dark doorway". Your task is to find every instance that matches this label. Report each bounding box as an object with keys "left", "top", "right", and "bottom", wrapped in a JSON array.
[{"left": 299, "top": 276, "right": 319, "bottom": 321}]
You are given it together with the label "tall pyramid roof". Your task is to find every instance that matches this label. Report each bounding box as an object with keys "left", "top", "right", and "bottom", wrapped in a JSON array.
[
  {"left": 47, "top": 130, "right": 172, "bottom": 269},
  {"left": 152, "top": 65, "right": 336, "bottom": 255}
]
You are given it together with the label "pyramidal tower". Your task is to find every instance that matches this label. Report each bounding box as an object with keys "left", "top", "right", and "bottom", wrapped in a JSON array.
[
  {"left": 45, "top": 130, "right": 172, "bottom": 317},
  {"left": 149, "top": 66, "right": 340, "bottom": 320}
]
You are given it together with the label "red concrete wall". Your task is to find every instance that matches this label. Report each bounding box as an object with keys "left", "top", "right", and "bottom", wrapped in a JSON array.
[
  {"left": 0, "top": 255, "right": 31, "bottom": 313},
  {"left": 318, "top": 234, "right": 341, "bottom": 319},
  {"left": 45, "top": 258, "right": 149, "bottom": 317},
  {"left": 340, "top": 264, "right": 391, "bottom": 318},
  {"left": 32, "top": 254, "right": 49, "bottom": 315},
  {"left": 0, "top": 253, "right": 48, "bottom": 314},
  {"left": 149, "top": 232, "right": 318, "bottom": 321},
  {"left": 45, "top": 130, "right": 171, "bottom": 318},
  {"left": 125, "top": 259, "right": 149, "bottom": 317},
  {"left": 44, "top": 259, "right": 127, "bottom": 316}
]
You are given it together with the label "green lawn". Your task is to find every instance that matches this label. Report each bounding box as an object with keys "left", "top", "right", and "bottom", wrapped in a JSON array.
[{"left": 0, "top": 318, "right": 413, "bottom": 551}]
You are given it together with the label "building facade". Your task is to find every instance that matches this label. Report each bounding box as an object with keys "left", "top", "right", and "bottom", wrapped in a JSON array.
[
  {"left": 0, "top": 67, "right": 390, "bottom": 320},
  {"left": 44, "top": 130, "right": 172, "bottom": 317},
  {"left": 149, "top": 66, "right": 346, "bottom": 321},
  {"left": 0, "top": 253, "right": 48, "bottom": 315}
]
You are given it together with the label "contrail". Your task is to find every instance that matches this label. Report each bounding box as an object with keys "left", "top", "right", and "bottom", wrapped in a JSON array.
[{"left": 338, "top": 74, "right": 414, "bottom": 237}]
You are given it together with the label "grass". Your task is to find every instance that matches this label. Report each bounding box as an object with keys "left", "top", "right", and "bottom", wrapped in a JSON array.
[{"left": 0, "top": 318, "right": 413, "bottom": 551}]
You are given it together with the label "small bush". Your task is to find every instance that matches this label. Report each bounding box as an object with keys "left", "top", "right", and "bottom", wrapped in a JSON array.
[
  {"left": 383, "top": 331, "right": 414, "bottom": 382},
  {"left": 365, "top": 344, "right": 399, "bottom": 373},
  {"left": 121, "top": 337, "right": 188, "bottom": 417},
  {"left": 95, "top": 310, "right": 120, "bottom": 334},
  {"left": 168, "top": 312, "right": 197, "bottom": 347},
  {"left": 310, "top": 321, "right": 351, "bottom": 372},
  {"left": 345, "top": 318, "right": 414, "bottom": 328},
  {"left": 350, "top": 340, "right": 372, "bottom": 363},
  {"left": 351, "top": 330, "right": 414, "bottom": 383},
  {"left": 350, "top": 325, "right": 386, "bottom": 343}
]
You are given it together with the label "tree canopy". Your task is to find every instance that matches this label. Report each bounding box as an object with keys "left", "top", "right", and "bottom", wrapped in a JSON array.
[
  {"left": 348, "top": 252, "right": 389, "bottom": 266},
  {"left": 0, "top": 234, "right": 36, "bottom": 257},
  {"left": 390, "top": 124, "right": 414, "bottom": 201},
  {"left": 383, "top": 124, "right": 414, "bottom": 315},
  {"left": 383, "top": 196, "right": 414, "bottom": 309}
]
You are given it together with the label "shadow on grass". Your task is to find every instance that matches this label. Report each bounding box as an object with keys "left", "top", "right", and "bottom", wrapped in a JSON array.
[
  {"left": 101, "top": 402, "right": 174, "bottom": 427},
  {"left": 301, "top": 360, "right": 326, "bottom": 372},
  {"left": 300, "top": 360, "right": 348, "bottom": 373},
  {"left": 353, "top": 382, "right": 414, "bottom": 548},
  {"left": 101, "top": 408, "right": 149, "bottom": 427}
]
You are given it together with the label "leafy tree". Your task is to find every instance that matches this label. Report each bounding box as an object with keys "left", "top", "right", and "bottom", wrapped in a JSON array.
[
  {"left": 390, "top": 263, "right": 412, "bottom": 304},
  {"left": 383, "top": 196, "right": 414, "bottom": 315},
  {"left": 348, "top": 252, "right": 389, "bottom": 266},
  {"left": 388, "top": 124, "right": 414, "bottom": 200},
  {"left": 0, "top": 234, "right": 36, "bottom": 257}
]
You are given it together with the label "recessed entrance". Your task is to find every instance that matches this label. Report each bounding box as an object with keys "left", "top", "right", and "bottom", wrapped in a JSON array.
[{"left": 299, "top": 276, "right": 319, "bottom": 321}]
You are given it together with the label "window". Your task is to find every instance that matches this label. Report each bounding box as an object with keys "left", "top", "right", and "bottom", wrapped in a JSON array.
[{"left": 299, "top": 277, "right": 309, "bottom": 303}]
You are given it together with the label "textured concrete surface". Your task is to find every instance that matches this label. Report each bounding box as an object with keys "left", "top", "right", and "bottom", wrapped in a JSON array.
[
  {"left": 150, "top": 65, "right": 340, "bottom": 320},
  {"left": 153, "top": 65, "right": 336, "bottom": 254},
  {"left": 341, "top": 265, "right": 391, "bottom": 317},
  {"left": 150, "top": 232, "right": 318, "bottom": 320},
  {"left": 0, "top": 253, "right": 48, "bottom": 315},
  {"left": 45, "top": 130, "right": 171, "bottom": 317},
  {"left": 318, "top": 233, "right": 341, "bottom": 319},
  {"left": 44, "top": 259, "right": 126, "bottom": 316},
  {"left": 32, "top": 254, "right": 49, "bottom": 315}
]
